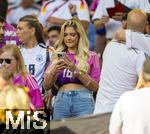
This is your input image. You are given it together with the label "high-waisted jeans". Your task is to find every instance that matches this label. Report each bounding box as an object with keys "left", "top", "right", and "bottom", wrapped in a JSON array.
[{"left": 53, "top": 88, "right": 94, "bottom": 120}]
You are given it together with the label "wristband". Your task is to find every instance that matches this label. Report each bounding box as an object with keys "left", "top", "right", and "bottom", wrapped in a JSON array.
[
  {"left": 86, "top": 78, "right": 92, "bottom": 87},
  {"left": 71, "top": 12, "right": 78, "bottom": 17},
  {"left": 73, "top": 68, "right": 82, "bottom": 76}
]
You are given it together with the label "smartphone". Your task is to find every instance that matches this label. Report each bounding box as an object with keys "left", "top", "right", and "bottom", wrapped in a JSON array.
[{"left": 57, "top": 52, "right": 66, "bottom": 58}]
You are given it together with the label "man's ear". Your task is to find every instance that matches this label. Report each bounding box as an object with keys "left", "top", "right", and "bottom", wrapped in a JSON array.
[
  {"left": 122, "top": 20, "right": 127, "bottom": 29},
  {"left": 31, "top": 27, "right": 35, "bottom": 36},
  {"left": 146, "top": 24, "right": 150, "bottom": 34}
]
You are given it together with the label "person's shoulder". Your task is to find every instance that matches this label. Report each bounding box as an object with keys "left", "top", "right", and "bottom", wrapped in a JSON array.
[
  {"left": 25, "top": 73, "right": 36, "bottom": 80},
  {"left": 88, "top": 51, "right": 99, "bottom": 61},
  {"left": 89, "top": 51, "right": 99, "bottom": 57},
  {"left": 8, "top": 5, "right": 19, "bottom": 12},
  {"left": 118, "top": 90, "right": 133, "bottom": 103},
  {"left": 38, "top": 43, "right": 47, "bottom": 49},
  {"left": 120, "top": 89, "right": 143, "bottom": 99},
  {"left": 4, "top": 22, "right": 16, "bottom": 31},
  {"left": 23, "top": 73, "right": 35, "bottom": 82}
]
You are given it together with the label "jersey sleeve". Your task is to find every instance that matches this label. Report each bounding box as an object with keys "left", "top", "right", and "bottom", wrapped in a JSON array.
[
  {"left": 25, "top": 74, "right": 44, "bottom": 109},
  {"left": 88, "top": 51, "right": 101, "bottom": 83}
]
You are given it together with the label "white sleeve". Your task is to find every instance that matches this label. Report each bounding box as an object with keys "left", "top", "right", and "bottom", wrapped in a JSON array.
[
  {"left": 75, "top": 0, "right": 90, "bottom": 21},
  {"left": 92, "top": 0, "right": 116, "bottom": 20},
  {"left": 109, "top": 96, "right": 123, "bottom": 134},
  {"left": 140, "top": 0, "right": 150, "bottom": 13},
  {"left": 126, "top": 30, "right": 150, "bottom": 56},
  {"left": 92, "top": 0, "right": 103, "bottom": 20},
  {"left": 38, "top": 1, "right": 57, "bottom": 26},
  {"left": 136, "top": 53, "right": 146, "bottom": 76}
]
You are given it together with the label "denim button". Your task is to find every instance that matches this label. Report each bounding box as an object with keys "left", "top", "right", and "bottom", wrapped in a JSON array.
[{"left": 66, "top": 91, "right": 78, "bottom": 96}]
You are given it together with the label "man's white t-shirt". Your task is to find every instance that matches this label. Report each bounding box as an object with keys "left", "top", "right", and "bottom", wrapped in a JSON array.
[
  {"left": 109, "top": 87, "right": 150, "bottom": 134},
  {"left": 7, "top": 7, "right": 39, "bottom": 24},
  {"left": 94, "top": 40, "right": 146, "bottom": 114}
]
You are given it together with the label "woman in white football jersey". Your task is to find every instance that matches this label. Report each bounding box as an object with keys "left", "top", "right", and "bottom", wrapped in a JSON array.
[{"left": 16, "top": 15, "right": 50, "bottom": 93}]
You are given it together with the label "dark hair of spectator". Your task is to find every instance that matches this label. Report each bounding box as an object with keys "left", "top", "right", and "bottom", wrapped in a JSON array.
[
  {"left": 47, "top": 25, "right": 61, "bottom": 33},
  {"left": 0, "top": 0, "right": 8, "bottom": 20},
  {"left": 19, "top": 15, "right": 45, "bottom": 44},
  {"left": 147, "top": 13, "right": 150, "bottom": 25},
  {"left": 0, "top": 16, "right": 5, "bottom": 23}
]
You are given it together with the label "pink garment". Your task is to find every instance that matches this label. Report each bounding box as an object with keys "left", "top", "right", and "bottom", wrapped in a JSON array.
[
  {"left": 90, "top": 0, "right": 99, "bottom": 11},
  {"left": 88, "top": 51, "right": 101, "bottom": 82},
  {"left": 0, "top": 22, "right": 20, "bottom": 48},
  {"left": 56, "top": 51, "right": 101, "bottom": 86},
  {"left": 13, "top": 74, "right": 44, "bottom": 109}
]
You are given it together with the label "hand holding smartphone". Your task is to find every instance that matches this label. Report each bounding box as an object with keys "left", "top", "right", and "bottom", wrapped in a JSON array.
[{"left": 57, "top": 52, "right": 66, "bottom": 58}]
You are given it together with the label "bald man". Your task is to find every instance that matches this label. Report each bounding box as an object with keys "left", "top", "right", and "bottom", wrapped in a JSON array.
[
  {"left": 94, "top": 9, "right": 147, "bottom": 114},
  {"left": 114, "top": 14, "right": 150, "bottom": 56}
]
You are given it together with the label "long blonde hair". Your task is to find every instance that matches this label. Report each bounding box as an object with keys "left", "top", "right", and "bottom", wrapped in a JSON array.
[
  {"left": 54, "top": 19, "right": 90, "bottom": 72},
  {"left": 0, "top": 85, "right": 30, "bottom": 109}
]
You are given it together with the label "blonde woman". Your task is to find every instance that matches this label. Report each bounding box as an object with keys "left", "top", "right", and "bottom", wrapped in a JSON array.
[
  {"left": 0, "top": 85, "right": 45, "bottom": 133},
  {"left": 0, "top": 85, "right": 30, "bottom": 110},
  {"left": 0, "top": 44, "right": 44, "bottom": 109},
  {"left": 0, "top": 67, "right": 13, "bottom": 90},
  {"left": 43, "top": 19, "right": 100, "bottom": 120}
]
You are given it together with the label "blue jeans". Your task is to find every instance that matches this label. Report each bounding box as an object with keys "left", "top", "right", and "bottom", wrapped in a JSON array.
[{"left": 53, "top": 88, "right": 94, "bottom": 120}]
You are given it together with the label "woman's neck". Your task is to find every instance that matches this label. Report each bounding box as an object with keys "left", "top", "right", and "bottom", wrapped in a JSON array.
[
  {"left": 67, "top": 47, "right": 77, "bottom": 54},
  {"left": 23, "top": 38, "right": 38, "bottom": 49}
]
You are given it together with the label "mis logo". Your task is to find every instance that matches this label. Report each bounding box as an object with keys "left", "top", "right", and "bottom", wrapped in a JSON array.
[{"left": 6, "top": 111, "right": 47, "bottom": 129}]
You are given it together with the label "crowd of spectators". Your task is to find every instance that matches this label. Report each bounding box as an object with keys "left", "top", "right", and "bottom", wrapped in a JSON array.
[{"left": 0, "top": 0, "right": 150, "bottom": 133}]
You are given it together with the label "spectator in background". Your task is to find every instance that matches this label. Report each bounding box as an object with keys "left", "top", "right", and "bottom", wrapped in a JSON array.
[
  {"left": 0, "top": 44, "right": 44, "bottom": 109},
  {"left": 94, "top": 9, "right": 147, "bottom": 114},
  {"left": 0, "top": 85, "right": 30, "bottom": 110},
  {"left": 46, "top": 25, "right": 61, "bottom": 49},
  {"left": 0, "top": 0, "right": 20, "bottom": 48},
  {"left": 0, "top": 85, "right": 30, "bottom": 131},
  {"left": 0, "top": 85, "right": 44, "bottom": 133},
  {"left": 92, "top": 0, "right": 150, "bottom": 59},
  {"left": 109, "top": 57, "right": 150, "bottom": 134},
  {"left": 90, "top": 0, "right": 99, "bottom": 16},
  {"left": 38, "top": 0, "right": 90, "bottom": 30},
  {"left": 114, "top": 14, "right": 150, "bottom": 56},
  {"left": 90, "top": 0, "right": 106, "bottom": 63},
  {"left": 44, "top": 25, "right": 61, "bottom": 112},
  {"left": 7, "top": 0, "right": 40, "bottom": 25},
  {"left": 7, "top": 0, "right": 43, "bottom": 11},
  {"left": 16, "top": 15, "right": 51, "bottom": 93},
  {"left": 43, "top": 19, "right": 100, "bottom": 120},
  {"left": 0, "top": 0, "right": 8, "bottom": 20},
  {"left": 93, "top": 0, "right": 150, "bottom": 39}
]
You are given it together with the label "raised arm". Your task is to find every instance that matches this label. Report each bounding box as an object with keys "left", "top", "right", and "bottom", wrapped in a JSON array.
[
  {"left": 125, "top": 30, "right": 150, "bottom": 56},
  {"left": 115, "top": 28, "right": 150, "bottom": 56}
]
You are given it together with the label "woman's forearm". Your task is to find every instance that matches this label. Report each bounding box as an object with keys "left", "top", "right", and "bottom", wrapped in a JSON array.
[
  {"left": 76, "top": 72, "right": 99, "bottom": 92},
  {"left": 43, "top": 72, "right": 57, "bottom": 91},
  {"left": 93, "top": 19, "right": 105, "bottom": 29}
]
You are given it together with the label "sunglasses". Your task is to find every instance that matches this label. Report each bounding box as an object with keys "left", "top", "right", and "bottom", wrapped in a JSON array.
[{"left": 0, "top": 58, "right": 12, "bottom": 64}]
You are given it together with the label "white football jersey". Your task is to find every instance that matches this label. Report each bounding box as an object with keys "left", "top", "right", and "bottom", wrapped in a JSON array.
[{"left": 20, "top": 44, "right": 51, "bottom": 92}]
